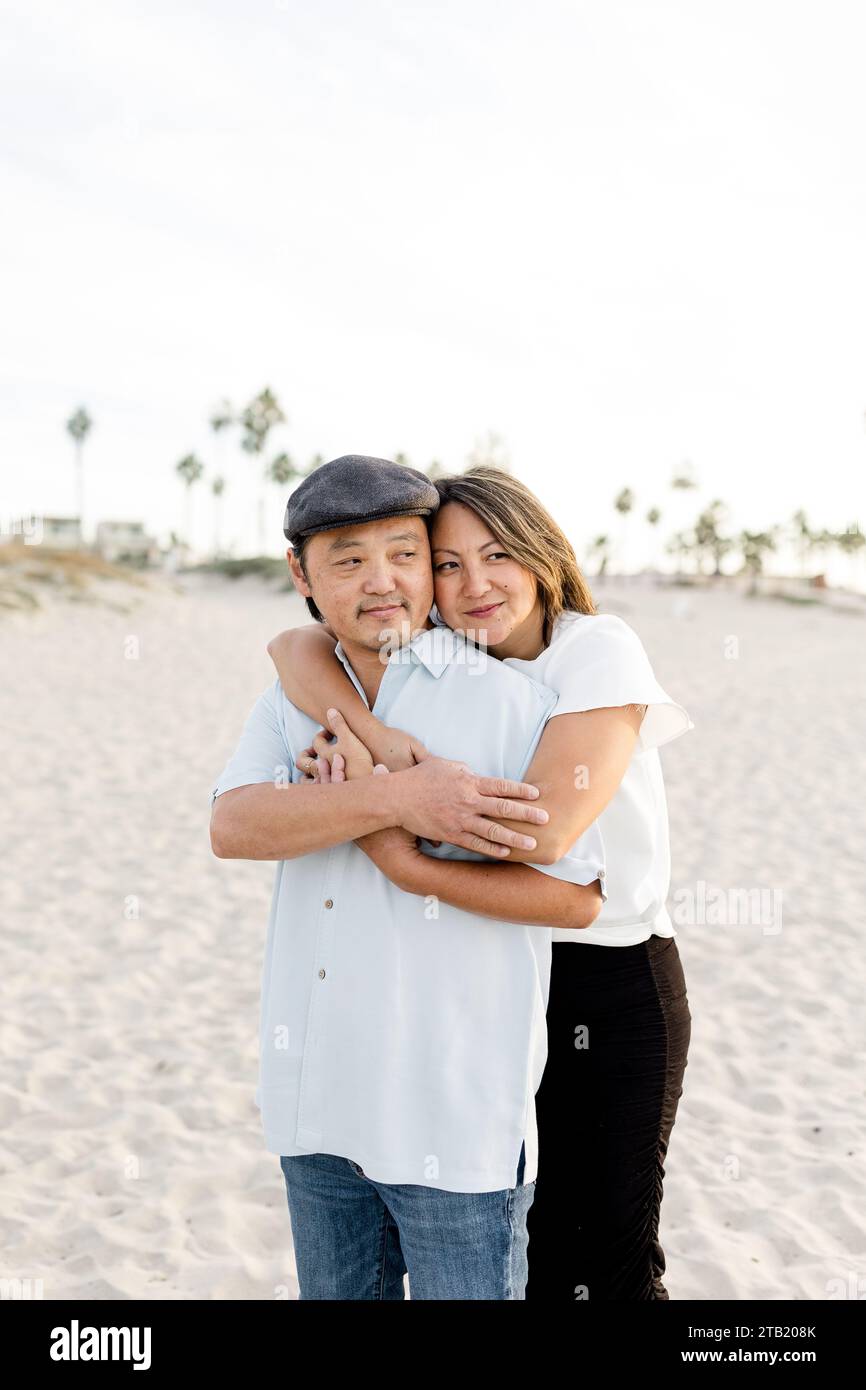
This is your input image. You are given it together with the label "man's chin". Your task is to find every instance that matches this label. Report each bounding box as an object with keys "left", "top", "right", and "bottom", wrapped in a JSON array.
[{"left": 356, "top": 611, "right": 426, "bottom": 655}]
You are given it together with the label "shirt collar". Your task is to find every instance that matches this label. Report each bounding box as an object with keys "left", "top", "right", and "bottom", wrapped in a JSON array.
[{"left": 333, "top": 623, "right": 459, "bottom": 683}]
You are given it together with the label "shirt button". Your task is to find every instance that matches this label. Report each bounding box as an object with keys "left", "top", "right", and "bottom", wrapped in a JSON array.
[
  {"left": 324, "top": 898, "right": 333, "bottom": 909},
  {"left": 318, "top": 968, "right": 326, "bottom": 979},
  {"left": 598, "top": 868, "right": 606, "bottom": 878}
]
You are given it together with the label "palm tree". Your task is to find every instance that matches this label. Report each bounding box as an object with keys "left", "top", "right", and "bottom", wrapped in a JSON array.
[
  {"left": 835, "top": 523, "right": 866, "bottom": 592},
  {"left": 669, "top": 463, "right": 698, "bottom": 562},
  {"left": 646, "top": 506, "right": 662, "bottom": 574},
  {"left": 694, "top": 499, "right": 733, "bottom": 576},
  {"left": 665, "top": 529, "right": 696, "bottom": 578},
  {"left": 613, "top": 487, "right": 634, "bottom": 576},
  {"left": 66, "top": 407, "right": 93, "bottom": 543},
  {"left": 810, "top": 526, "right": 836, "bottom": 582},
  {"left": 175, "top": 453, "right": 205, "bottom": 555},
  {"left": 241, "top": 388, "right": 286, "bottom": 553},
  {"left": 268, "top": 453, "right": 298, "bottom": 488},
  {"left": 739, "top": 529, "right": 777, "bottom": 595},
  {"left": 267, "top": 453, "right": 301, "bottom": 546},
  {"left": 209, "top": 398, "right": 234, "bottom": 437},
  {"left": 211, "top": 476, "right": 226, "bottom": 558},
  {"left": 588, "top": 534, "right": 611, "bottom": 577},
  {"left": 790, "top": 509, "right": 814, "bottom": 579},
  {"left": 208, "top": 398, "right": 234, "bottom": 541},
  {"left": 671, "top": 463, "right": 698, "bottom": 492}
]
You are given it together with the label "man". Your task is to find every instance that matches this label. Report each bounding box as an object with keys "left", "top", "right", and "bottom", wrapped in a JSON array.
[{"left": 210, "top": 455, "right": 606, "bottom": 1300}]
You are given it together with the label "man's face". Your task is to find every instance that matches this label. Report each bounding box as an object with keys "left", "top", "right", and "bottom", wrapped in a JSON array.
[{"left": 288, "top": 514, "right": 434, "bottom": 655}]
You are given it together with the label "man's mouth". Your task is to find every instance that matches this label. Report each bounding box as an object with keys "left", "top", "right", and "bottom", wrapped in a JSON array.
[
  {"left": 464, "top": 601, "right": 503, "bottom": 618},
  {"left": 360, "top": 603, "right": 404, "bottom": 617}
]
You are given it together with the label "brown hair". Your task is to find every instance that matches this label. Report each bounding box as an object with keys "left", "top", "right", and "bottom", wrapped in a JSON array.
[{"left": 432, "top": 466, "right": 596, "bottom": 646}]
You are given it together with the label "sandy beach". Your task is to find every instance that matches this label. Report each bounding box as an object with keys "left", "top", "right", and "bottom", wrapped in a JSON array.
[{"left": 1, "top": 565, "right": 864, "bottom": 1300}]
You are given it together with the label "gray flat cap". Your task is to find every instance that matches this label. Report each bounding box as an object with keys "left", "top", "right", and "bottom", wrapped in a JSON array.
[{"left": 283, "top": 454, "right": 440, "bottom": 544}]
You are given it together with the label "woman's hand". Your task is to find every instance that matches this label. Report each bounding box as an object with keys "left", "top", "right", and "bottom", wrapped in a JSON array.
[
  {"left": 295, "top": 708, "right": 376, "bottom": 781},
  {"left": 367, "top": 725, "right": 430, "bottom": 772}
]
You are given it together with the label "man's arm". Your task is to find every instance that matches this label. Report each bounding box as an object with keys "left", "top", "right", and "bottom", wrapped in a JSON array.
[
  {"left": 210, "top": 681, "right": 550, "bottom": 862},
  {"left": 211, "top": 758, "right": 550, "bottom": 861},
  {"left": 210, "top": 681, "right": 403, "bottom": 860},
  {"left": 211, "top": 777, "right": 405, "bottom": 860}
]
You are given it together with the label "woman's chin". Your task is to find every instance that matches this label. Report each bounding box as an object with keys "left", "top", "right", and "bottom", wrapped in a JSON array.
[{"left": 447, "top": 616, "right": 509, "bottom": 647}]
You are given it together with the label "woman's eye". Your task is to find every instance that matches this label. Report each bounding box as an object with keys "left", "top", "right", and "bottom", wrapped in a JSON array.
[
  {"left": 488, "top": 552, "right": 508, "bottom": 561},
  {"left": 434, "top": 561, "right": 458, "bottom": 572}
]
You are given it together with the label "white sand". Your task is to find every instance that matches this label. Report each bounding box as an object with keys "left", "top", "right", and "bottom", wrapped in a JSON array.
[{"left": 1, "top": 570, "right": 863, "bottom": 1300}]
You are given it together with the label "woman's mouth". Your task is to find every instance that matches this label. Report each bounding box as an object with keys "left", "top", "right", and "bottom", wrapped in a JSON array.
[{"left": 464, "top": 601, "right": 503, "bottom": 619}]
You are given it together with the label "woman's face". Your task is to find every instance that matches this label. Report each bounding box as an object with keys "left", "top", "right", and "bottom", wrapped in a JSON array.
[{"left": 430, "top": 501, "right": 542, "bottom": 651}]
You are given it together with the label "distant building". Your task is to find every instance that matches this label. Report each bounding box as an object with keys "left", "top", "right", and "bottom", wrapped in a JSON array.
[
  {"left": 44, "top": 516, "right": 84, "bottom": 547},
  {"left": 95, "top": 521, "right": 158, "bottom": 565}
]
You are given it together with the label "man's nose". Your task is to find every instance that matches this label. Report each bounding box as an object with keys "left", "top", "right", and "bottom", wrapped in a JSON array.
[{"left": 362, "top": 563, "right": 399, "bottom": 594}]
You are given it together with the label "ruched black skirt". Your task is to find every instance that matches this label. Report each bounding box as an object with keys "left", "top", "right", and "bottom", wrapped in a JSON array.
[{"left": 525, "top": 933, "right": 691, "bottom": 1301}]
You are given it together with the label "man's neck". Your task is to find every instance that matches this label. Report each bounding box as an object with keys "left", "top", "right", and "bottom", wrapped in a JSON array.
[{"left": 340, "top": 619, "right": 434, "bottom": 708}]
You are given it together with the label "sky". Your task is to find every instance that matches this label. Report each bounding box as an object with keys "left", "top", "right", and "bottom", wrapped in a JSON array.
[{"left": 1, "top": 0, "right": 865, "bottom": 579}]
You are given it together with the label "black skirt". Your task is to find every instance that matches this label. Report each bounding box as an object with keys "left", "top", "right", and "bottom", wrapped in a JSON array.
[{"left": 525, "top": 933, "right": 691, "bottom": 1300}]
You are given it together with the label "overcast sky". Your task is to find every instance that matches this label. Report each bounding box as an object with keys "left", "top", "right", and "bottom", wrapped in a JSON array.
[{"left": 2, "top": 0, "right": 865, "bottom": 574}]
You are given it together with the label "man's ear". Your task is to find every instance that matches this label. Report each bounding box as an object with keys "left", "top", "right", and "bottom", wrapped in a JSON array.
[{"left": 287, "top": 547, "right": 311, "bottom": 596}]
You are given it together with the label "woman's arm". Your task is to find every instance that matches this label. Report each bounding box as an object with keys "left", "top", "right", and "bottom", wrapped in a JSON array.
[
  {"left": 271, "top": 625, "right": 639, "bottom": 864},
  {"left": 355, "top": 823, "right": 604, "bottom": 930},
  {"left": 267, "top": 626, "right": 426, "bottom": 771},
  {"left": 485, "top": 704, "right": 645, "bottom": 865}
]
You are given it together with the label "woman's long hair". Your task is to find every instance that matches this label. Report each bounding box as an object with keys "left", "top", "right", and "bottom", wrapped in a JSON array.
[{"left": 433, "top": 466, "right": 596, "bottom": 646}]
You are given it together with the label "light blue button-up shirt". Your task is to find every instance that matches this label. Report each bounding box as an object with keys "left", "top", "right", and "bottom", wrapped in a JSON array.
[{"left": 212, "top": 624, "right": 606, "bottom": 1192}]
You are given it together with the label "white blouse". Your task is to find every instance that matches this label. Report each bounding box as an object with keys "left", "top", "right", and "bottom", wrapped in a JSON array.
[{"left": 502, "top": 610, "right": 694, "bottom": 947}]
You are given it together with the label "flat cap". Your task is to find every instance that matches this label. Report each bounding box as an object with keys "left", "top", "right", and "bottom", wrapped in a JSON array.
[{"left": 283, "top": 454, "right": 440, "bottom": 544}]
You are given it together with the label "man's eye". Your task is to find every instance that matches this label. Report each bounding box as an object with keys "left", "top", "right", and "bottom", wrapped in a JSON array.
[
  {"left": 395, "top": 551, "right": 417, "bottom": 560},
  {"left": 337, "top": 557, "right": 361, "bottom": 567}
]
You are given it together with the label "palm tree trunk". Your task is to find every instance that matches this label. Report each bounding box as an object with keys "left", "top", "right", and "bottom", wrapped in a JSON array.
[{"left": 75, "top": 443, "right": 84, "bottom": 545}]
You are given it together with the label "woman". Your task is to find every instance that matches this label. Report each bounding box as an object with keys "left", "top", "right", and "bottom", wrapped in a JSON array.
[{"left": 267, "top": 465, "right": 694, "bottom": 1300}]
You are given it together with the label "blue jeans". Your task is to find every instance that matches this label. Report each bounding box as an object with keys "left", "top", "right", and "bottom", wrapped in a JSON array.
[{"left": 279, "top": 1142, "right": 533, "bottom": 1300}]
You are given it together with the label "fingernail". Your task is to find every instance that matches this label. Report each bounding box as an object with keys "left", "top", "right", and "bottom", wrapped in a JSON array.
[{"left": 327, "top": 708, "right": 338, "bottom": 718}]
